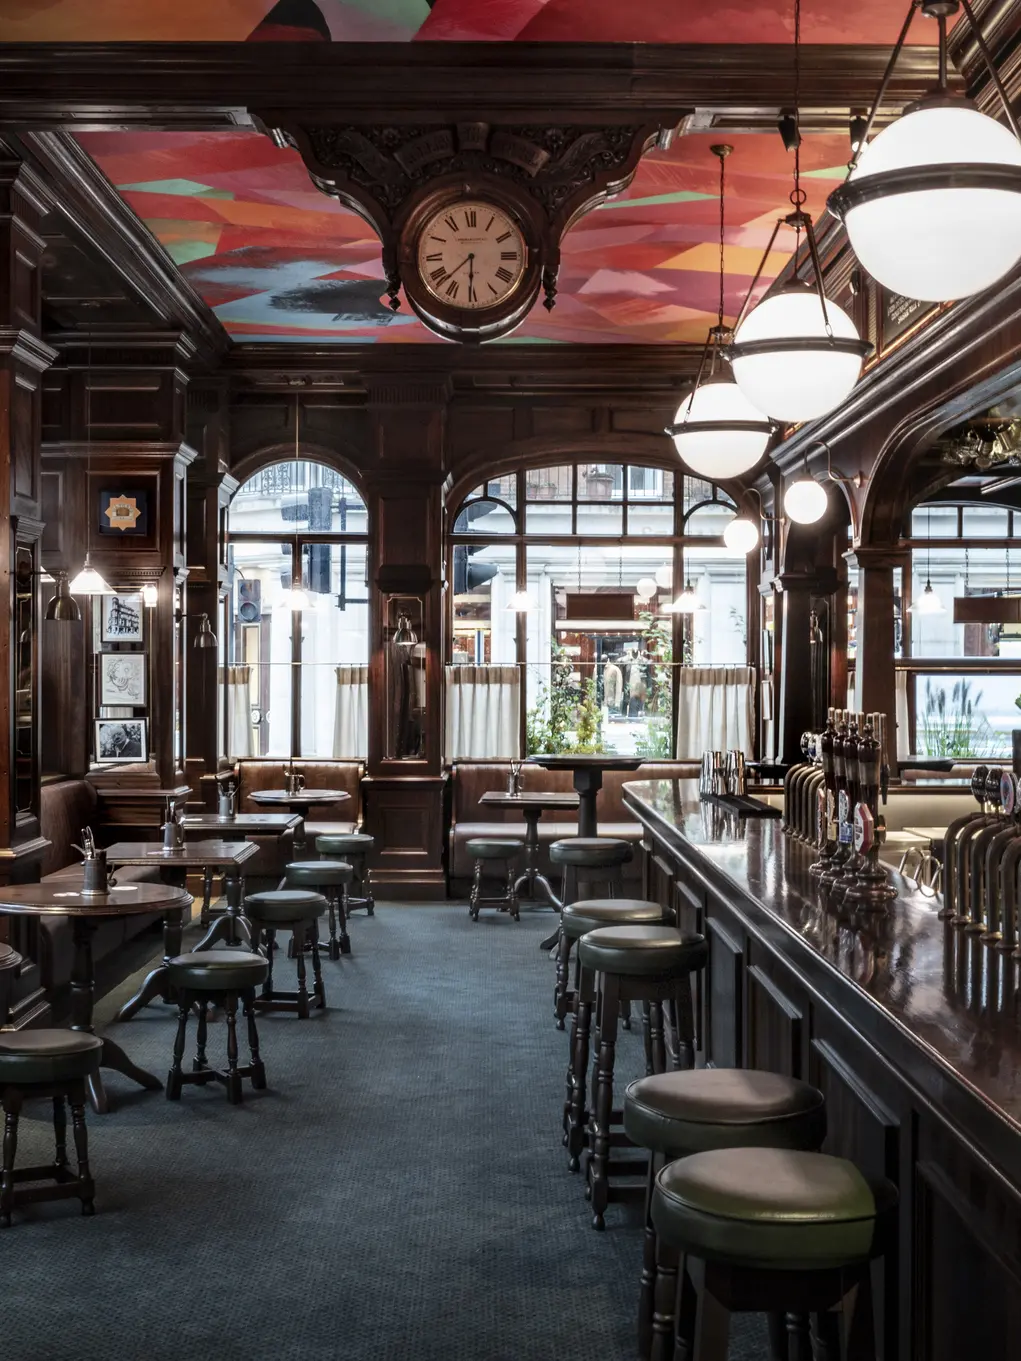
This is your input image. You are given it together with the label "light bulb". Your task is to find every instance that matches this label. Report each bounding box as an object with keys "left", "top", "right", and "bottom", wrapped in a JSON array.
[
  {"left": 507, "top": 590, "right": 535, "bottom": 612},
  {"left": 830, "top": 103, "right": 1021, "bottom": 302},
  {"left": 783, "top": 477, "right": 828, "bottom": 525},
  {"left": 635, "top": 577, "right": 658, "bottom": 601},
  {"left": 669, "top": 377, "right": 772, "bottom": 479},
  {"left": 731, "top": 288, "right": 868, "bottom": 421},
  {"left": 654, "top": 564, "right": 673, "bottom": 590},
  {"left": 723, "top": 516, "right": 760, "bottom": 553},
  {"left": 909, "top": 581, "right": 945, "bottom": 615},
  {"left": 281, "top": 586, "right": 314, "bottom": 611}
]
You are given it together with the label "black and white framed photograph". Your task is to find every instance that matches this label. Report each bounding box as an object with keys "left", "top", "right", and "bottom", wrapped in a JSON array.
[
  {"left": 99, "top": 651, "right": 146, "bottom": 707},
  {"left": 94, "top": 718, "right": 147, "bottom": 764},
  {"left": 101, "top": 593, "right": 144, "bottom": 644}
]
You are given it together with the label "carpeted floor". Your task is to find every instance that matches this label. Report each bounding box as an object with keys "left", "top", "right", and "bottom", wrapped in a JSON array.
[{"left": 1, "top": 905, "right": 765, "bottom": 1361}]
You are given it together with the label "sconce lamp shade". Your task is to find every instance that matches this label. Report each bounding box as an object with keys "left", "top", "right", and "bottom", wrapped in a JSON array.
[
  {"left": 669, "top": 376, "right": 773, "bottom": 479},
  {"left": 141, "top": 583, "right": 159, "bottom": 608},
  {"left": 44, "top": 570, "right": 82, "bottom": 623},
  {"left": 723, "top": 516, "right": 760, "bottom": 553},
  {"left": 194, "top": 613, "right": 218, "bottom": 649},
  {"left": 730, "top": 288, "right": 869, "bottom": 422},
  {"left": 783, "top": 476, "right": 828, "bottom": 525},
  {"left": 828, "top": 103, "right": 1021, "bottom": 303}
]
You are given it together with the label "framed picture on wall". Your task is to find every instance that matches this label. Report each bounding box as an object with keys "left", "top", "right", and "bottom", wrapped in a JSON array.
[
  {"left": 101, "top": 593, "right": 144, "bottom": 643},
  {"left": 94, "top": 718, "right": 147, "bottom": 764},
  {"left": 99, "top": 652, "right": 146, "bottom": 707},
  {"left": 97, "top": 488, "right": 149, "bottom": 536}
]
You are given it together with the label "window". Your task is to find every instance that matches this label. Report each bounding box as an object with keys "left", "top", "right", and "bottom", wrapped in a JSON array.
[
  {"left": 449, "top": 462, "right": 751, "bottom": 759},
  {"left": 223, "top": 458, "right": 369, "bottom": 760}
]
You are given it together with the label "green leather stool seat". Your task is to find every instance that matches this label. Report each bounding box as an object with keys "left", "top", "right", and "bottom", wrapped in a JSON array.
[
  {"left": 315, "top": 833, "right": 374, "bottom": 856},
  {"left": 579, "top": 925, "right": 708, "bottom": 977},
  {"left": 465, "top": 838, "right": 524, "bottom": 860},
  {"left": 562, "top": 898, "right": 664, "bottom": 941},
  {"left": 625, "top": 1069, "right": 826, "bottom": 1158},
  {"left": 244, "top": 889, "right": 327, "bottom": 925},
  {"left": 285, "top": 861, "right": 353, "bottom": 888},
  {"left": 652, "top": 1147, "right": 894, "bottom": 1271},
  {"left": 550, "top": 837, "right": 633, "bottom": 868},
  {"left": 0, "top": 1030, "right": 102, "bottom": 1085},
  {"left": 168, "top": 950, "right": 269, "bottom": 993}
]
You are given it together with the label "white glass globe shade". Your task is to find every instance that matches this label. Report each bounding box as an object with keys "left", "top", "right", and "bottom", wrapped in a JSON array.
[
  {"left": 842, "top": 104, "right": 1021, "bottom": 302},
  {"left": 731, "top": 290, "right": 865, "bottom": 421},
  {"left": 635, "top": 577, "right": 658, "bottom": 601},
  {"left": 783, "top": 477, "right": 828, "bottom": 525},
  {"left": 506, "top": 590, "right": 536, "bottom": 612},
  {"left": 671, "top": 379, "right": 772, "bottom": 479},
  {"left": 723, "top": 516, "right": 760, "bottom": 553},
  {"left": 654, "top": 564, "right": 673, "bottom": 590}
]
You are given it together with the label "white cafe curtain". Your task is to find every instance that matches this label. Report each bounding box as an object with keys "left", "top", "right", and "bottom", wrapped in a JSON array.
[
  {"left": 895, "top": 669, "right": 910, "bottom": 759},
  {"left": 334, "top": 664, "right": 369, "bottom": 758},
  {"left": 445, "top": 664, "right": 520, "bottom": 760},
  {"left": 221, "top": 665, "right": 254, "bottom": 759},
  {"left": 676, "top": 666, "right": 755, "bottom": 758}
]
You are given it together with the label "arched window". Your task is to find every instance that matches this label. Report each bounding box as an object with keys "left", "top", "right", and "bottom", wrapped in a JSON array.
[
  {"left": 222, "top": 458, "right": 369, "bottom": 761},
  {"left": 448, "top": 462, "right": 753, "bottom": 760}
]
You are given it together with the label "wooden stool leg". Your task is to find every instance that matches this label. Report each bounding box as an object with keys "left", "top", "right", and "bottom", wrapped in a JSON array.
[
  {"left": 337, "top": 884, "right": 352, "bottom": 955},
  {"left": 167, "top": 998, "right": 189, "bottom": 1100},
  {"left": 673, "top": 974, "right": 696, "bottom": 1071},
  {"left": 53, "top": 1094, "right": 69, "bottom": 1170},
  {"left": 650, "top": 1000, "right": 668, "bottom": 1074},
  {"left": 193, "top": 1000, "right": 209, "bottom": 1071},
  {"left": 554, "top": 931, "right": 572, "bottom": 1029},
  {"left": 786, "top": 1313, "right": 812, "bottom": 1361},
  {"left": 361, "top": 854, "right": 375, "bottom": 915},
  {"left": 325, "top": 890, "right": 341, "bottom": 961},
  {"left": 809, "top": 1309, "right": 841, "bottom": 1361},
  {"left": 507, "top": 858, "right": 520, "bottom": 921},
  {"left": 589, "top": 970, "right": 620, "bottom": 1229},
  {"left": 244, "top": 989, "right": 267, "bottom": 1090},
  {"left": 224, "top": 993, "right": 243, "bottom": 1104},
  {"left": 672, "top": 1254, "right": 698, "bottom": 1361},
  {"left": 841, "top": 1265, "right": 876, "bottom": 1361},
  {"left": 691, "top": 1270, "right": 730, "bottom": 1361},
  {"left": 567, "top": 981, "right": 592, "bottom": 1172},
  {"left": 262, "top": 928, "right": 275, "bottom": 998},
  {"left": 70, "top": 1093, "right": 94, "bottom": 1215},
  {"left": 292, "top": 927, "right": 310, "bottom": 1019},
  {"left": 469, "top": 860, "right": 483, "bottom": 921},
  {"left": 639, "top": 1154, "right": 660, "bottom": 1359},
  {"left": 1, "top": 1091, "right": 20, "bottom": 1227},
  {"left": 310, "top": 923, "right": 326, "bottom": 1008},
  {"left": 651, "top": 1237, "right": 681, "bottom": 1361},
  {"left": 767, "top": 1313, "right": 789, "bottom": 1361},
  {"left": 642, "top": 1000, "right": 653, "bottom": 1074},
  {"left": 200, "top": 866, "right": 214, "bottom": 927}
]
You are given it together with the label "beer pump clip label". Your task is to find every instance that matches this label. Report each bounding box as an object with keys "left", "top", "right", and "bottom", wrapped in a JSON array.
[
  {"left": 838, "top": 789, "right": 852, "bottom": 844},
  {"left": 1001, "top": 771, "right": 1017, "bottom": 816},
  {"left": 853, "top": 803, "right": 874, "bottom": 855}
]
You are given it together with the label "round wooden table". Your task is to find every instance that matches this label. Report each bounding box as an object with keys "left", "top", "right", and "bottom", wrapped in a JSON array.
[
  {"left": 0, "top": 880, "right": 193, "bottom": 1113},
  {"left": 526, "top": 754, "right": 644, "bottom": 837},
  {"left": 249, "top": 789, "right": 351, "bottom": 850}
]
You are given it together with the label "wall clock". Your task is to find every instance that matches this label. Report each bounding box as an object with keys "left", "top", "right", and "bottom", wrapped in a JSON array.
[{"left": 398, "top": 186, "right": 544, "bottom": 343}]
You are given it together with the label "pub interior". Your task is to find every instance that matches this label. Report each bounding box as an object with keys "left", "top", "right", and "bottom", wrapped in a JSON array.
[{"left": 1, "top": 3, "right": 1021, "bottom": 1359}]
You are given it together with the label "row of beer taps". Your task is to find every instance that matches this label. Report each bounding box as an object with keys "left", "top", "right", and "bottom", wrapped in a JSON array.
[
  {"left": 939, "top": 765, "right": 1021, "bottom": 956},
  {"left": 782, "top": 709, "right": 895, "bottom": 910}
]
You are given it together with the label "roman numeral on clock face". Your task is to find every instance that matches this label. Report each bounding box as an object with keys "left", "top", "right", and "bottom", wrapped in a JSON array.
[
  {"left": 495, "top": 266, "right": 513, "bottom": 283},
  {"left": 495, "top": 231, "right": 512, "bottom": 243},
  {"left": 500, "top": 251, "right": 518, "bottom": 261},
  {"left": 464, "top": 209, "right": 477, "bottom": 228},
  {"left": 430, "top": 267, "right": 447, "bottom": 283},
  {"left": 444, "top": 215, "right": 460, "bottom": 233},
  {"left": 445, "top": 279, "right": 459, "bottom": 299}
]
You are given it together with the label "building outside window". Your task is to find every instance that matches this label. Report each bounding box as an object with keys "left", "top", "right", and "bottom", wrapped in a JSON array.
[
  {"left": 223, "top": 458, "right": 369, "bottom": 760},
  {"left": 449, "top": 462, "right": 752, "bottom": 760}
]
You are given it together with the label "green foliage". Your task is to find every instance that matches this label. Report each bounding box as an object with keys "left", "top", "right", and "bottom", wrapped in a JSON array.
[
  {"left": 525, "top": 642, "right": 574, "bottom": 755},
  {"left": 919, "top": 678, "right": 999, "bottom": 758},
  {"left": 633, "top": 609, "right": 676, "bottom": 757},
  {"left": 572, "top": 678, "right": 604, "bottom": 754}
]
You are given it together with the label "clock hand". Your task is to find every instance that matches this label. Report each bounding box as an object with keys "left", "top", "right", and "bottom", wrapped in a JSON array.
[
  {"left": 438, "top": 254, "right": 471, "bottom": 283},
  {"left": 467, "top": 253, "right": 475, "bottom": 302}
]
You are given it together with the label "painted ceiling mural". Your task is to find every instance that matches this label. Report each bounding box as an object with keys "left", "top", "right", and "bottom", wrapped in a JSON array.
[
  {"left": 0, "top": 0, "right": 935, "bottom": 43},
  {"left": 77, "top": 128, "right": 850, "bottom": 344}
]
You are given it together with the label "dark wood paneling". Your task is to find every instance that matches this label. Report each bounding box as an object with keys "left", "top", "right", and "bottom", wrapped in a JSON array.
[
  {"left": 706, "top": 916, "right": 743, "bottom": 1070},
  {"left": 746, "top": 958, "right": 803, "bottom": 1079}
]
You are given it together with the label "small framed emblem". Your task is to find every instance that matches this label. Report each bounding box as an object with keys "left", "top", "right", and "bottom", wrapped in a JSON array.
[{"left": 98, "top": 488, "right": 149, "bottom": 536}]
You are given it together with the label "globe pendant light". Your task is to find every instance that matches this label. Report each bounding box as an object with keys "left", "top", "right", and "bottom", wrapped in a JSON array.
[
  {"left": 666, "top": 144, "right": 773, "bottom": 480},
  {"left": 723, "top": 515, "right": 760, "bottom": 554},
  {"left": 827, "top": 0, "right": 1021, "bottom": 304},
  {"left": 729, "top": 0, "right": 872, "bottom": 422}
]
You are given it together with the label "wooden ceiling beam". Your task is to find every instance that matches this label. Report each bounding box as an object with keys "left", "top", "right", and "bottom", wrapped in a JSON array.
[{"left": 0, "top": 42, "right": 944, "bottom": 132}]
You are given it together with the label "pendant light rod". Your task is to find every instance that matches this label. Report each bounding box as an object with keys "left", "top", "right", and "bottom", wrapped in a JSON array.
[
  {"left": 959, "top": 0, "right": 1021, "bottom": 141},
  {"left": 846, "top": 3, "right": 922, "bottom": 175}
]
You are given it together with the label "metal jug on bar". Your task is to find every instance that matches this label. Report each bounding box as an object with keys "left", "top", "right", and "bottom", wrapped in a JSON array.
[
  {"left": 162, "top": 796, "right": 184, "bottom": 851},
  {"left": 217, "top": 781, "right": 236, "bottom": 818},
  {"left": 72, "top": 828, "right": 113, "bottom": 895}
]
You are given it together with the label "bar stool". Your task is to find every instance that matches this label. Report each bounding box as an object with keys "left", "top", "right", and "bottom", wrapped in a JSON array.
[
  {"left": 652, "top": 1147, "right": 897, "bottom": 1361},
  {"left": 165, "top": 951, "right": 269, "bottom": 1105},
  {"left": 284, "top": 860, "right": 353, "bottom": 959},
  {"left": 0, "top": 1030, "right": 102, "bottom": 1226},
  {"left": 315, "top": 833, "right": 376, "bottom": 916},
  {"left": 465, "top": 837, "right": 524, "bottom": 922},
  {"left": 550, "top": 836, "right": 633, "bottom": 904},
  {"left": 624, "top": 1070, "right": 826, "bottom": 1361},
  {"left": 578, "top": 924, "right": 708, "bottom": 1229},
  {"left": 245, "top": 889, "right": 329, "bottom": 1018},
  {"left": 555, "top": 898, "right": 666, "bottom": 1029}
]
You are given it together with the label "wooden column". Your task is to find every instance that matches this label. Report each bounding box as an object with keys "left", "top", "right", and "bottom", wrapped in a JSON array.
[
  {"left": 774, "top": 568, "right": 818, "bottom": 766},
  {"left": 360, "top": 375, "right": 451, "bottom": 898},
  {"left": 0, "top": 159, "right": 56, "bottom": 1023},
  {"left": 851, "top": 547, "right": 899, "bottom": 769}
]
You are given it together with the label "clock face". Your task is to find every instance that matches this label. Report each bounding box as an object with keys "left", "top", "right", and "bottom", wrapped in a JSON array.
[{"left": 416, "top": 201, "right": 527, "bottom": 310}]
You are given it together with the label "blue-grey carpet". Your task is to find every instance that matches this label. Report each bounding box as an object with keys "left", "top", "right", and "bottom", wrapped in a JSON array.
[{"left": 1, "top": 905, "right": 765, "bottom": 1360}]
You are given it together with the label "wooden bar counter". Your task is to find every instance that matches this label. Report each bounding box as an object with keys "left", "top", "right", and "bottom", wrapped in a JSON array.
[{"left": 624, "top": 779, "right": 1021, "bottom": 1361}]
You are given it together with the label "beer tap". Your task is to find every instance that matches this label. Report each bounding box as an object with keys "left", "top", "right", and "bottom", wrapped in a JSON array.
[
  {"left": 843, "top": 713, "right": 897, "bottom": 908},
  {"left": 810, "top": 708, "right": 838, "bottom": 875}
]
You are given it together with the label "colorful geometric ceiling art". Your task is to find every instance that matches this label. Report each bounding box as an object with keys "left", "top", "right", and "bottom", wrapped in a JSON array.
[
  {"left": 0, "top": 0, "right": 939, "bottom": 43},
  {"left": 77, "top": 128, "right": 851, "bottom": 344}
]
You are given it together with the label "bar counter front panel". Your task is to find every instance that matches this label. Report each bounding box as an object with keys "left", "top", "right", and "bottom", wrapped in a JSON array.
[{"left": 624, "top": 780, "right": 1021, "bottom": 1361}]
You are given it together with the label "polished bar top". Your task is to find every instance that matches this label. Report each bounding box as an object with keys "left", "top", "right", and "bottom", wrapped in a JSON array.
[{"left": 623, "top": 779, "right": 1021, "bottom": 1140}]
